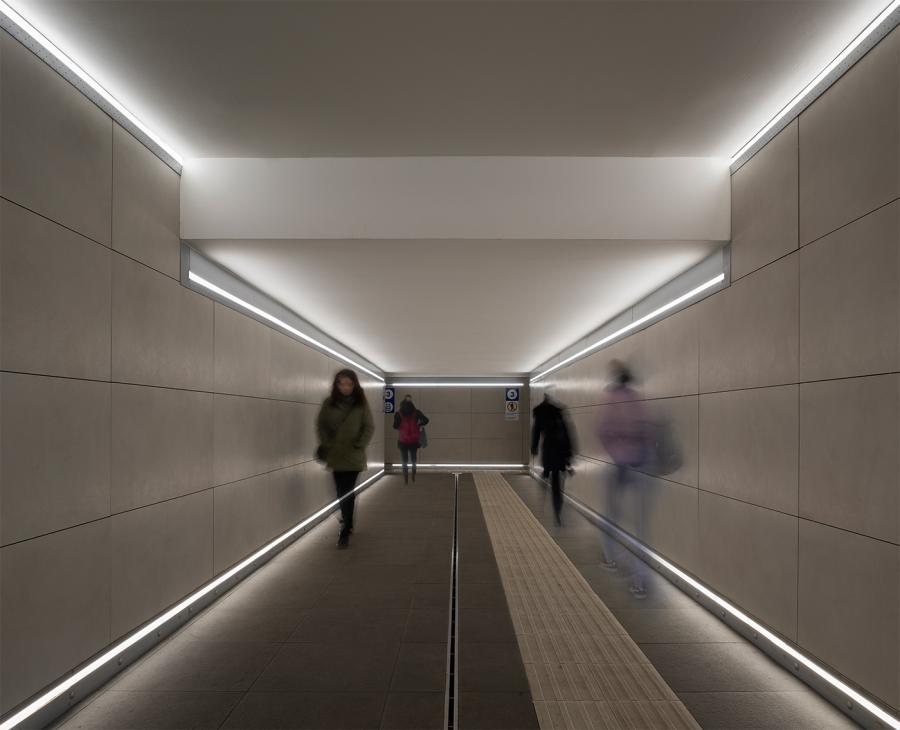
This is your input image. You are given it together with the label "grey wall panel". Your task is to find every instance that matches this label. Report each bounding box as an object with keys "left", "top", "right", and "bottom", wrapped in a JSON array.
[
  {"left": 304, "top": 350, "right": 332, "bottom": 405},
  {"left": 420, "top": 387, "right": 472, "bottom": 414},
  {"left": 700, "top": 386, "right": 799, "bottom": 515},
  {"left": 269, "top": 464, "right": 310, "bottom": 535},
  {"left": 637, "top": 306, "right": 699, "bottom": 401},
  {"left": 698, "top": 253, "right": 799, "bottom": 393},
  {"left": 213, "top": 394, "right": 277, "bottom": 486},
  {"left": 470, "top": 438, "right": 524, "bottom": 463},
  {"left": 110, "top": 384, "right": 214, "bottom": 513},
  {"left": 270, "top": 330, "right": 307, "bottom": 402},
  {"left": 471, "top": 412, "right": 522, "bottom": 440},
  {"left": 0, "top": 32, "right": 112, "bottom": 246},
  {"left": 640, "top": 477, "right": 700, "bottom": 575},
  {"left": 799, "top": 201, "right": 900, "bottom": 382},
  {"left": 731, "top": 120, "right": 799, "bottom": 280},
  {"left": 0, "top": 200, "right": 111, "bottom": 380},
  {"left": 419, "top": 438, "right": 471, "bottom": 463},
  {"left": 425, "top": 412, "right": 471, "bottom": 439},
  {"left": 799, "top": 28, "right": 899, "bottom": 245},
  {"left": 111, "top": 124, "right": 180, "bottom": 279},
  {"left": 110, "top": 491, "right": 214, "bottom": 641},
  {"left": 471, "top": 387, "right": 508, "bottom": 413},
  {"left": 0, "top": 373, "right": 110, "bottom": 546},
  {"left": 643, "top": 395, "right": 698, "bottom": 488},
  {"left": 112, "top": 254, "right": 214, "bottom": 391},
  {"left": 272, "top": 400, "right": 305, "bottom": 469},
  {"left": 698, "top": 492, "right": 798, "bottom": 640},
  {"left": 213, "top": 473, "right": 273, "bottom": 573},
  {"left": 0, "top": 520, "right": 111, "bottom": 714},
  {"left": 800, "top": 375, "right": 899, "bottom": 545},
  {"left": 214, "top": 303, "right": 272, "bottom": 399},
  {"left": 798, "top": 519, "right": 899, "bottom": 709}
]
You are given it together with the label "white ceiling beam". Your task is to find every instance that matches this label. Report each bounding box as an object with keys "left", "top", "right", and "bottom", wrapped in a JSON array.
[{"left": 181, "top": 157, "right": 729, "bottom": 242}]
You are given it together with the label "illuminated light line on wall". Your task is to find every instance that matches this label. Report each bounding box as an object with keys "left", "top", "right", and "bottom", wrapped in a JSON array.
[
  {"left": 0, "top": 0, "right": 183, "bottom": 169},
  {"left": 388, "top": 463, "right": 527, "bottom": 469},
  {"left": 389, "top": 382, "right": 524, "bottom": 388},
  {"left": 730, "top": 0, "right": 900, "bottom": 168},
  {"left": 188, "top": 271, "right": 384, "bottom": 383},
  {"left": 0, "top": 470, "right": 385, "bottom": 730},
  {"left": 531, "top": 274, "right": 725, "bottom": 383},
  {"left": 530, "top": 469, "right": 900, "bottom": 730}
]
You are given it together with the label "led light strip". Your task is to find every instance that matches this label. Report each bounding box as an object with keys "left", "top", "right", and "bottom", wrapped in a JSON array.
[
  {"left": 731, "top": 0, "right": 900, "bottom": 167},
  {"left": 389, "top": 463, "right": 527, "bottom": 469},
  {"left": 0, "top": 469, "right": 385, "bottom": 730},
  {"left": 0, "top": 0, "right": 183, "bottom": 168},
  {"left": 531, "top": 273, "right": 724, "bottom": 383},
  {"left": 530, "top": 469, "right": 900, "bottom": 730},
  {"left": 389, "top": 382, "right": 524, "bottom": 388},
  {"left": 189, "top": 271, "right": 384, "bottom": 383}
]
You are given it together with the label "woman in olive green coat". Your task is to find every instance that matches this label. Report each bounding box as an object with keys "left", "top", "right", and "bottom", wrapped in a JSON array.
[{"left": 316, "top": 368, "right": 375, "bottom": 548}]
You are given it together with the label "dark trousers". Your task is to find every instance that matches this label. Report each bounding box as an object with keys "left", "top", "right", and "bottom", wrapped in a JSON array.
[
  {"left": 399, "top": 444, "right": 419, "bottom": 476},
  {"left": 333, "top": 471, "right": 360, "bottom": 529},
  {"left": 549, "top": 469, "right": 565, "bottom": 520}
]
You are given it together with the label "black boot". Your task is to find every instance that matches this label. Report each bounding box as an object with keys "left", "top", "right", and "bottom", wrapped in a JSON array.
[{"left": 337, "top": 527, "right": 350, "bottom": 549}]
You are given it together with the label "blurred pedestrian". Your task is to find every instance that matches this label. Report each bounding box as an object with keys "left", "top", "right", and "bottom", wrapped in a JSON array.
[
  {"left": 531, "top": 393, "right": 574, "bottom": 525},
  {"left": 393, "top": 395, "right": 429, "bottom": 483},
  {"left": 316, "top": 368, "right": 375, "bottom": 548},
  {"left": 597, "top": 359, "right": 650, "bottom": 597}
]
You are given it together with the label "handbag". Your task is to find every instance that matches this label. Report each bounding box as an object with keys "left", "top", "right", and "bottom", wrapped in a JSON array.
[
  {"left": 419, "top": 426, "right": 428, "bottom": 449},
  {"left": 315, "top": 406, "right": 354, "bottom": 464}
]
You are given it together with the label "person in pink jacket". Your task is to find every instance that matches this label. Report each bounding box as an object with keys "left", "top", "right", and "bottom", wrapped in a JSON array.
[{"left": 597, "top": 360, "right": 650, "bottom": 598}]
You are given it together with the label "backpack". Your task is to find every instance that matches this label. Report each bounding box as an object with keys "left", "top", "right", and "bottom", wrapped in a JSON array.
[{"left": 398, "top": 412, "right": 420, "bottom": 445}]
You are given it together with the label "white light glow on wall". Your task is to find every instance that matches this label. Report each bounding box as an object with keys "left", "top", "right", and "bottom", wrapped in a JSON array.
[
  {"left": 0, "top": 0, "right": 183, "bottom": 167},
  {"left": 189, "top": 271, "right": 384, "bottom": 383},
  {"left": 731, "top": 0, "right": 900, "bottom": 166},
  {"left": 532, "top": 470, "right": 900, "bottom": 730},
  {"left": 531, "top": 274, "right": 724, "bottom": 383},
  {"left": 0, "top": 470, "right": 385, "bottom": 730}
]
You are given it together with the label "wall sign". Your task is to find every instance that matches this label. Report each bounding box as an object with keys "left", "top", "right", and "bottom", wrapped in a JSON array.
[
  {"left": 505, "top": 387, "right": 520, "bottom": 421},
  {"left": 384, "top": 387, "right": 395, "bottom": 413}
]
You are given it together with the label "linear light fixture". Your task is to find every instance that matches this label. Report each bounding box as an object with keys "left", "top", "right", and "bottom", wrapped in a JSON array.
[
  {"left": 0, "top": 469, "right": 385, "bottom": 730},
  {"left": 389, "top": 463, "right": 527, "bottom": 469},
  {"left": 731, "top": 0, "right": 900, "bottom": 168},
  {"left": 0, "top": 0, "right": 183, "bottom": 169},
  {"left": 189, "top": 271, "right": 384, "bottom": 383},
  {"left": 389, "top": 382, "right": 524, "bottom": 388},
  {"left": 531, "top": 273, "right": 724, "bottom": 383},
  {"left": 530, "top": 469, "right": 900, "bottom": 730}
]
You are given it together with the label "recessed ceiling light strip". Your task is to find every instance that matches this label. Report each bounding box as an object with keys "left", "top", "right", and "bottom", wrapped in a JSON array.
[
  {"left": 389, "top": 382, "right": 524, "bottom": 388},
  {"left": 0, "top": 0, "right": 183, "bottom": 173},
  {"left": 531, "top": 273, "right": 724, "bottom": 383},
  {"left": 531, "top": 468, "right": 900, "bottom": 730},
  {"left": 0, "top": 469, "right": 386, "bottom": 730},
  {"left": 730, "top": 0, "right": 900, "bottom": 172},
  {"left": 188, "top": 271, "right": 384, "bottom": 382}
]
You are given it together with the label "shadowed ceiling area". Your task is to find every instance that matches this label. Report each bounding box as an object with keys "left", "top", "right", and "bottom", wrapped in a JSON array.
[
  {"left": 191, "top": 238, "right": 721, "bottom": 374},
  {"left": 9, "top": 0, "right": 890, "bottom": 158}
]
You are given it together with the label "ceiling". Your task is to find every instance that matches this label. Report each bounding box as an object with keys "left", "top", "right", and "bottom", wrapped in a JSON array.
[
  {"left": 10, "top": 0, "right": 890, "bottom": 159},
  {"left": 192, "top": 238, "right": 720, "bottom": 374},
  {"left": 8, "top": 0, "right": 886, "bottom": 374}
]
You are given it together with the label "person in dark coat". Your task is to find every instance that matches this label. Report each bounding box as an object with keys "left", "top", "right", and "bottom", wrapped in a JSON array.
[
  {"left": 531, "top": 394, "right": 575, "bottom": 524},
  {"left": 393, "top": 395, "right": 429, "bottom": 483}
]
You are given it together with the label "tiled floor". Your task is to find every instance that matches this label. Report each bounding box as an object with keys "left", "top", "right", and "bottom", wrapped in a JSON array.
[
  {"left": 505, "top": 474, "right": 859, "bottom": 730},
  {"left": 54, "top": 474, "right": 455, "bottom": 730},
  {"left": 474, "top": 472, "right": 697, "bottom": 730}
]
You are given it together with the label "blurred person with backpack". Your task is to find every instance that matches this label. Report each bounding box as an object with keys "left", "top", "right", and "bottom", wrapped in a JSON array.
[
  {"left": 531, "top": 393, "right": 575, "bottom": 525},
  {"left": 393, "top": 395, "right": 429, "bottom": 484},
  {"left": 597, "top": 359, "right": 651, "bottom": 597}
]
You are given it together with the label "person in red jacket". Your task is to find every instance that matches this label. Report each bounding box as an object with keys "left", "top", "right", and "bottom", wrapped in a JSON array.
[{"left": 393, "top": 396, "right": 430, "bottom": 483}]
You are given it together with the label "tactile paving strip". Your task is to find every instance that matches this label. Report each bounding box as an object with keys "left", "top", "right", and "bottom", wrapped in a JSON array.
[{"left": 473, "top": 472, "right": 700, "bottom": 730}]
